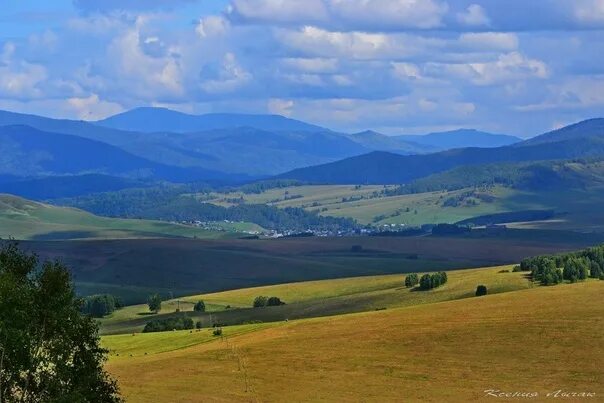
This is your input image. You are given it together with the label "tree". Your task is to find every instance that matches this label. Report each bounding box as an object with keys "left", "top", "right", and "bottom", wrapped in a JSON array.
[
  {"left": 193, "top": 300, "right": 206, "bottom": 312},
  {"left": 253, "top": 296, "right": 268, "bottom": 308},
  {"left": 475, "top": 285, "right": 488, "bottom": 296},
  {"left": 147, "top": 293, "right": 162, "bottom": 313},
  {"left": 266, "top": 297, "right": 285, "bottom": 306},
  {"left": 419, "top": 274, "right": 432, "bottom": 290},
  {"left": 404, "top": 273, "right": 419, "bottom": 288},
  {"left": 0, "top": 242, "right": 122, "bottom": 402}
]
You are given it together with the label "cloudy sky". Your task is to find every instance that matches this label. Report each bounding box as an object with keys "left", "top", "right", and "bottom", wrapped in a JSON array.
[{"left": 1, "top": 0, "right": 603, "bottom": 136}]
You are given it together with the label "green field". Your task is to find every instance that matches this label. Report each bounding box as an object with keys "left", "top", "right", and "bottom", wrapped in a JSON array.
[
  {"left": 0, "top": 194, "right": 239, "bottom": 240},
  {"left": 99, "top": 264, "right": 532, "bottom": 334},
  {"left": 207, "top": 184, "right": 604, "bottom": 230},
  {"left": 104, "top": 280, "right": 604, "bottom": 402}
]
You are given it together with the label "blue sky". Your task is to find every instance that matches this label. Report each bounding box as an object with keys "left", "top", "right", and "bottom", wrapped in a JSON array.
[{"left": 0, "top": 0, "right": 603, "bottom": 136}]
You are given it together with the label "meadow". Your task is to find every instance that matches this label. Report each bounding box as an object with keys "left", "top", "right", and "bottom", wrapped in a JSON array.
[
  {"left": 207, "top": 184, "right": 604, "bottom": 230},
  {"left": 0, "top": 194, "right": 238, "bottom": 240},
  {"left": 104, "top": 280, "right": 604, "bottom": 402},
  {"left": 99, "top": 265, "right": 531, "bottom": 334},
  {"left": 21, "top": 233, "right": 589, "bottom": 306}
]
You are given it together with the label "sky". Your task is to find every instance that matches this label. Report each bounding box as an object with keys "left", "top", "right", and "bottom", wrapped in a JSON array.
[{"left": 0, "top": 0, "right": 603, "bottom": 137}]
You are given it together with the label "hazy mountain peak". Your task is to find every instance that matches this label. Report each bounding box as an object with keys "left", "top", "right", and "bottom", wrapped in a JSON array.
[{"left": 96, "top": 107, "right": 327, "bottom": 133}]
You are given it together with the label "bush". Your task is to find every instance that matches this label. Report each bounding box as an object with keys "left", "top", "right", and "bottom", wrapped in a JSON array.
[
  {"left": 193, "top": 300, "right": 206, "bottom": 312},
  {"left": 213, "top": 327, "right": 223, "bottom": 336},
  {"left": 475, "top": 285, "right": 488, "bottom": 296},
  {"left": 266, "top": 296, "right": 285, "bottom": 306},
  {"left": 253, "top": 296, "right": 268, "bottom": 307},
  {"left": 404, "top": 273, "right": 419, "bottom": 288},
  {"left": 195, "top": 320, "right": 203, "bottom": 329}
]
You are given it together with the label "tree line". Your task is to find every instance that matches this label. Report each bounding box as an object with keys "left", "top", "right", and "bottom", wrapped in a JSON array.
[{"left": 520, "top": 245, "right": 604, "bottom": 285}]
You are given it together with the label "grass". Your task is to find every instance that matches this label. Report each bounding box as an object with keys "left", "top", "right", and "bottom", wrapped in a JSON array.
[
  {"left": 99, "top": 264, "right": 532, "bottom": 334},
  {"left": 23, "top": 232, "right": 599, "bottom": 306},
  {"left": 105, "top": 280, "right": 604, "bottom": 402},
  {"left": 0, "top": 194, "right": 236, "bottom": 240},
  {"left": 206, "top": 184, "right": 604, "bottom": 230}
]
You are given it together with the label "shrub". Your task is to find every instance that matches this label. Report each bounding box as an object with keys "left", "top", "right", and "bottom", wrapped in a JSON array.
[
  {"left": 475, "top": 285, "right": 488, "bottom": 296},
  {"left": 195, "top": 320, "right": 203, "bottom": 329},
  {"left": 404, "top": 273, "right": 419, "bottom": 288},
  {"left": 213, "top": 327, "right": 223, "bottom": 336},
  {"left": 512, "top": 265, "right": 522, "bottom": 272},
  {"left": 193, "top": 300, "right": 206, "bottom": 312},
  {"left": 253, "top": 296, "right": 268, "bottom": 307},
  {"left": 266, "top": 296, "right": 285, "bottom": 306}
]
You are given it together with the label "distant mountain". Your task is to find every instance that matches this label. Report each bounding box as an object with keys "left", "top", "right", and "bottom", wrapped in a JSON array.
[
  {"left": 399, "top": 129, "right": 521, "bottom": 150},
  {"left": 518, "top": 118, "right": 604, "bottom": 146},
  {"left": 347, "top": 130, "right": 436, "bottom": 154},
  {"left": 0, "top": 125, "right": 241, "bottom": 183},
  {"left": 96, "top": 107, "right": 327, "bottom": 133},
  {"left": 0, "top": 109, "right": 369, "bottom": 175},
  {"left": 277, "top": 119, "right": 604, "bottom": 184}
]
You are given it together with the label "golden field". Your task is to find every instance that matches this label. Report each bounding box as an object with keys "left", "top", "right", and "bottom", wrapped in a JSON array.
[{"left": 105, "top": 281, "right": 603, "bottom": 402}]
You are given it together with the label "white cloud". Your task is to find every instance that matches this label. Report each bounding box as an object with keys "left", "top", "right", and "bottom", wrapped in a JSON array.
[
  {"left": 196, "top": 16, "right": 230, "bottom": 38},
  {"left": 0, "top": 42, "right": 48, "bottom": 100},
  {"left": 574, "top": 0, "right": 604, "bottom": 24},
  {"left": 268, "top": 98, "right": 294, "bottom": 116},
  {"left": 229, "top": 0, "right": 447, "bottom": 30},
  {"left": 199, "top": 52, "right": 252, "bottom": 94},
  {"left": 426, "top": 52, "right": 549, "bottom": 86},
  {"left": 457, "top": 4, "right": 490, "bottom": 27},
  {"left": 67, "top": 94, "right": 124, "bottom": 120},
  {"left": 327, "top": 0, "right": 448, "bottom": 30}
]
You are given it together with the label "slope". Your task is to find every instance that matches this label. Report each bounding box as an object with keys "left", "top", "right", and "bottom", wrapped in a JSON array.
[
  {"left": 104, "top": 280, "right": 604, "bottom": 402},
  {"left": 0, "top": 194, "right": 233, "bottom": 241}
]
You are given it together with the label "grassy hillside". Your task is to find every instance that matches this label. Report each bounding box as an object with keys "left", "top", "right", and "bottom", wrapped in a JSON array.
[
  {"left": 207, "top": 181, "right": 604, "bottom": 230},
  {"left": 99, "top": 265, "right": 531, "bottom": 335},
  {"left": 104, "top": 281, "right": 604, "bottom": 402},
  {"left": 24, "top": 234, "right": 588, "bottom": 306},
  {"left": 0, "top": 194, "right": 238, "bottom": 241}
]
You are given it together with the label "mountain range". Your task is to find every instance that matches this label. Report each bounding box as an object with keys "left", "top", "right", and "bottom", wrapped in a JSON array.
[
  {"left": 0, "top": 107, "right": 602, "bottom": 197},
  {"left": 278, "top": 118, "right": 604, "bottom": 184}
]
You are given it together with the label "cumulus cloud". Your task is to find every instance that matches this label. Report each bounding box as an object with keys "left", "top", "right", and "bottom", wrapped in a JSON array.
[
  {"left": 229, "top": 0, "right": 448, "bottom": 30},
  {"left": 456, "top": 4, "right": 490, "bottom": 26}
]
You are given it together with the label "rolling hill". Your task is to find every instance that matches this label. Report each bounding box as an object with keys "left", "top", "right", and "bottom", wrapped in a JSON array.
[
  {"left": 278, "top": 119, "right": 604, "bottom": 184},
  {"left": 95, "top": 107, "right": 327, "bottom": 133},
  {"left": 0, "top": 194, "right": 235, "bottom": 241},
  {"left": 104, "top": 280, "right": 604, "bottom": 402}
]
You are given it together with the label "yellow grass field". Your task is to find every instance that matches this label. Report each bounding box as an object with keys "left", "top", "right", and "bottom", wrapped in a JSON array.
[
  {"left": 99, "top": 265, "right": 530, "bottom": 334},
  {"left": 105, "top": 281, "right": 603, "bottom": 402}
]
